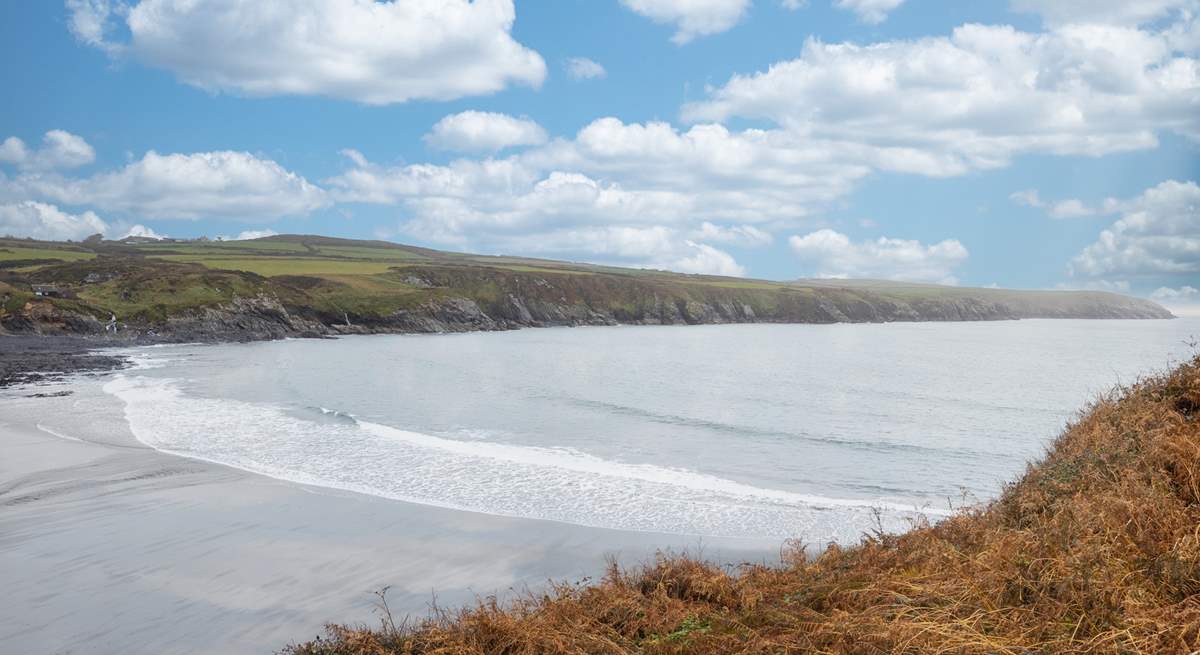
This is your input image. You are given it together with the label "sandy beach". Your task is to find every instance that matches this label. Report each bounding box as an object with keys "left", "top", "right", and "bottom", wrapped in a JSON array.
[{"left": 0, "top": 372, "right": 779, "bottom": 655}]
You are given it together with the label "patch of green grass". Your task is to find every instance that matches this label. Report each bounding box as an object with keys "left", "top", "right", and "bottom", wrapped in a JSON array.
[
  {"left": 76, "top": 271, "right": 269, "bottom": 322},
  {"left": 0, "top": 246, "right": 95, "bottom": 263},
  {"left": 475, "top": 264, "right": 597, "bottom": 276},
  {"left": 135, "top": 241, "right": 310, "bottom": 255},
  {"left": 646, "top": 615, "right": 712, "bottom": 645},
  {"left": 303, "top": 246, "right": 427, "bottom": 262},
  {"left": 148, "top": 256, "right": 401, "bottom": 277}
]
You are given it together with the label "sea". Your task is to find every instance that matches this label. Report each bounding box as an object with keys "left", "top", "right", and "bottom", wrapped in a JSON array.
[{"left": 102, "top": 318, "right": 1200, "bottom": 543}]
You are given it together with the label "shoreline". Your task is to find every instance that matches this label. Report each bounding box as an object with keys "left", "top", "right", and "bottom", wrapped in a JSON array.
[
  {"left": 0, "top": 303, "right": 1179, "bottom": 387},
  {"left": 0, "top": 371, "right": 780, "bottom": 655}
]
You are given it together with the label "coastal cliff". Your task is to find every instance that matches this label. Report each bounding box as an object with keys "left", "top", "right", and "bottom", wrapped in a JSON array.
[{"left": 0, "top": 234, "right": 1173, "bottom": 343}]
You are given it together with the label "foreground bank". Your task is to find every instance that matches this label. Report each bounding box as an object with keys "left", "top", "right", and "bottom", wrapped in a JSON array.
[
  {"left": 286, "top": 354, "right": 1200, "bottom": 654},
  {"left": 0, "top": 235, "right": 1172, "bottom": 342}
]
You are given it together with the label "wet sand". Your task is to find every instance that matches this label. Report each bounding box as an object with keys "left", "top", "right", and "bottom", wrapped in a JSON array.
[{"left": 0, "top": 376, "right": 780, "bottom": 655}]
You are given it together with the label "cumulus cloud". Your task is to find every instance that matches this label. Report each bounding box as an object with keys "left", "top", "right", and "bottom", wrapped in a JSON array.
[
  {"left": 67, "top": 0, "right": 546, "bottom": 105},
  {"left": 1055, "top": 279, "right": 1132, "bottom": 292},
  {"left": 671, "top": 241, "right": 746, "bottom": 276},
  {"left": 834, "top": 0, "right": 906, "bottom": 24},
  {"left": 0, "top": 201, "right": 108, "bottom": 241},
  {"left": 1010, "top": 0, "right": 1198, "bottom": 26},
  {"left": 1010, "top": 189, "right": 1045, "bottom": 208},
  {"left": 424, "top": 111, "right": 548, "bottom": 153},
  {"left": 217, "top": 229, "right": 279, "bottom": 241},
  {"left": 789, "top": 229, "right": 969, "bottom": 284},
  {"left": 683, "top": 23, "right": 1200, "bottom": 174},
  {"left": 10, "top": 150, "right": 328, "bottom": 220},
  {"left": 619, "top": 0, "right": 751, "bottom": 44},
  {"left": 327, "top": 118, "right": 870, "bottom": 251},
  {"left": 0, "top": 130, "right": 95, "bottom": 170},
  {"left": 1151, "top": 284, "right": 1199, "bottom": 299},
  {"left": 565, "top": 57, "right": 607, "bottom": 80},
  {"left": 65, "top": 0, "right": 117, "bottom": 51},
  {"left": 120, "top": 223, "right": 165, "bottom": 240},
  {"left": 1070, "top": 179, "right": 1199, "bottom": 278},
  {"left": 477, "top": 225, "right": 746, "bottom": 276},
  {"left": 1151, "top": 284, "right": 1200, "bottom": 315},
  {"left": 1010, "top": 188, "right": 1122, "bottom": 218},
  {"left": 1048, "top": 198, "right": 1097, "bottom": 218},
  {"left": 327, "top": 138, "right": 765, "bottom": 276}
]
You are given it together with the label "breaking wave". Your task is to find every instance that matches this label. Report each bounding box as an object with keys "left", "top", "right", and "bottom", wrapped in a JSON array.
[{"left": 103, "top": 374, "right": 944, "bottom": 540}]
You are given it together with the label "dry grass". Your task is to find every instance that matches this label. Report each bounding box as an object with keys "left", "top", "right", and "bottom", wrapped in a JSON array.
[{"left": 285, "top": 355, "right": 1200, "bottom": 655}]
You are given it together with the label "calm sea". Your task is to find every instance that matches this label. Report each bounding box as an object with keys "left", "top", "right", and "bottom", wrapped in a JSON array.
[{"left": 105, "top": 319, "right": 1199, "bottom": 542}]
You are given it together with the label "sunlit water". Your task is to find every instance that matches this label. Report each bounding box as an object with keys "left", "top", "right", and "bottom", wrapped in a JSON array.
[{"left": 103, "top": 319, "right": 1199, "bottom": 542}]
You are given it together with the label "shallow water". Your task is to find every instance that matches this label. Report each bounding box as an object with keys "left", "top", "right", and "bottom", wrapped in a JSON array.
[{"left": 106, "top": 319, "right": 1199, "bottom": 542}]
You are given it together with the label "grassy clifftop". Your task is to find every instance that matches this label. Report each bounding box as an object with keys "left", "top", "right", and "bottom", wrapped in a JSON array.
[
  {"left": 0, "top": 234, "right": 1172, "bottom": 341},
  {"left": 285, "top": 354, "right": 1200, "bottom": 655}
]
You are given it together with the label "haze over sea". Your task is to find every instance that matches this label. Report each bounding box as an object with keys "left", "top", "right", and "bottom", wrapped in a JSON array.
[{"left": 105, "top": 319, "right": 1199, "bottom": 542}]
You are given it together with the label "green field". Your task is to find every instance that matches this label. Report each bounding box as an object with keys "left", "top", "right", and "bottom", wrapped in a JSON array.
[
  {"left": 0, "top": 246, "right": 96, "bottom": 263},
  {"left": 150, "top": 255, "right": 404, "bottom": 277}
]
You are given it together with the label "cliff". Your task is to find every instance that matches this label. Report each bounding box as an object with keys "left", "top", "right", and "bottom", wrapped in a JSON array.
[{"left": 0, "top": 235, "right": 1173, "bottom": 342}]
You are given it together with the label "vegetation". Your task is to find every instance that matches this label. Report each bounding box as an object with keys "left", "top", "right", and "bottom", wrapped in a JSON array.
[
  {"left": 284, "top": 354, "right": 1200, "bottom": 654},
  {"left": 0, "top": 234, "right": 1173, "bottom": 338}
]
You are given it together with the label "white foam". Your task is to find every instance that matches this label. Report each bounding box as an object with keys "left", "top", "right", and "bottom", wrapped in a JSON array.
[{"left": 103, "top": 375, "right": 943, "bottom": 540}]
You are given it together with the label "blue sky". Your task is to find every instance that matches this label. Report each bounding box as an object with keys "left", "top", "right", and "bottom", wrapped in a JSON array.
[{"left": 0, "top": 1, "right": 1197, "bottom": 308}]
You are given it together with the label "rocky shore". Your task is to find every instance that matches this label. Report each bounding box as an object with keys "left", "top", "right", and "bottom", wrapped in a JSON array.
[{"left": 0, "top": 335, "right": 129, "bottom": 388}]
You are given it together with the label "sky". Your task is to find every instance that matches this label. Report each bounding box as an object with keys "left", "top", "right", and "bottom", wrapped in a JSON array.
[{"left": 0, "top": 1, "right": 1197, "bottom": 311}]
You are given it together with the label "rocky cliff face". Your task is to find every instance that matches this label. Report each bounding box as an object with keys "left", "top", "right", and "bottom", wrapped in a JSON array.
[{"left": 0, "top": 266, "right": 1173, "bottom": 344}]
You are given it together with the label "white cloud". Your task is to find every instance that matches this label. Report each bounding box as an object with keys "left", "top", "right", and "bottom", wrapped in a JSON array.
[
  {"left": 68, "top": 0, "right": 546, "bottom": 105},
  {"left": 11, "top": 150, "right": 328, "bottom": 220},
  {"left": 692, "top": 222, "right": 774, "bottom": 246},
  {"left": 1055, "top": 279, "right": 1132, "bottom": 292},
  {"left": 1070, "top": 179, "right": 1200, "bottom": 278},
  {"left": 1151, "top": 284, "right": 1200, "bottom": 315},
  {"left": 671, "top": 241, "right": 746, "bottom": 276},
  {"left": 0, "top": 201, "right": 108, "bottom": 241},
  {"left": 1151, "top": 284, "right": 1199, "bottom": 299},
  {"left": 565, "top": 57, "right": 607, "bottom": 80},
  {"left": 619, "top": 0, "right": 751, "bottom": 44},
  {"left": 1010, "top": 0, "right": 1198, "bottom": 26},
  {"left": 235, "top": 229, "right": 278, "bottom": 241},
  {"left": 1048, "top": 198, "right": 1096, "bottom": 218},
  {"left": 834, "top": 0, "right": 906, "bottom": 24},
  {"left": 120, "top": 224, "right": 165, "bottom": 240},
  {"left": 308, "top": 18, "right": 1195, "bottom": 278},
  {"left": 789, "top": 229, "right": 969, "bottom": 284},
  {"left": 479, "top": 225, "right": 746, "bottom": 276},
  {"left": 780, "top": 0, "right": 808, "bottom": 9},
  {"left": 0, "top": 138, "right": 29, "bottom": 168},
  {"left": 683, "top": 23, "right": 1200, "bottom": 173},
  {"left": 0, "top": 130, "right": 95, "bottom": 170},
  {"left": 1011, "top": 188, "right": 1122, "bottom": 218},
  {"left": 65, "top": 0, "right": 117, "bottom": 51},
  {"left": 1010, "top": 189, "right": 1045, "bottom": 208},
  {"left": 424, "top": 111, "right": 548, "bottom": 153},
  {"left": 327, "top": 118, "right": 871, "bottom": 245}
]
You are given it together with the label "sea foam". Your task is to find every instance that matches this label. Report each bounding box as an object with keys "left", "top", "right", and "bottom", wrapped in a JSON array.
[{"left": 103, "top": 374, "right": 942, "bottom": 540}]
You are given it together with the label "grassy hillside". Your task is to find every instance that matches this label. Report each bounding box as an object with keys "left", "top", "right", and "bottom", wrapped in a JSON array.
[
  {"left": 285, "top": 354, "right": 1200, "bottom": 655},
  {"left": 0, "top": 234, "right": 1172, "bottom": 340}
]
